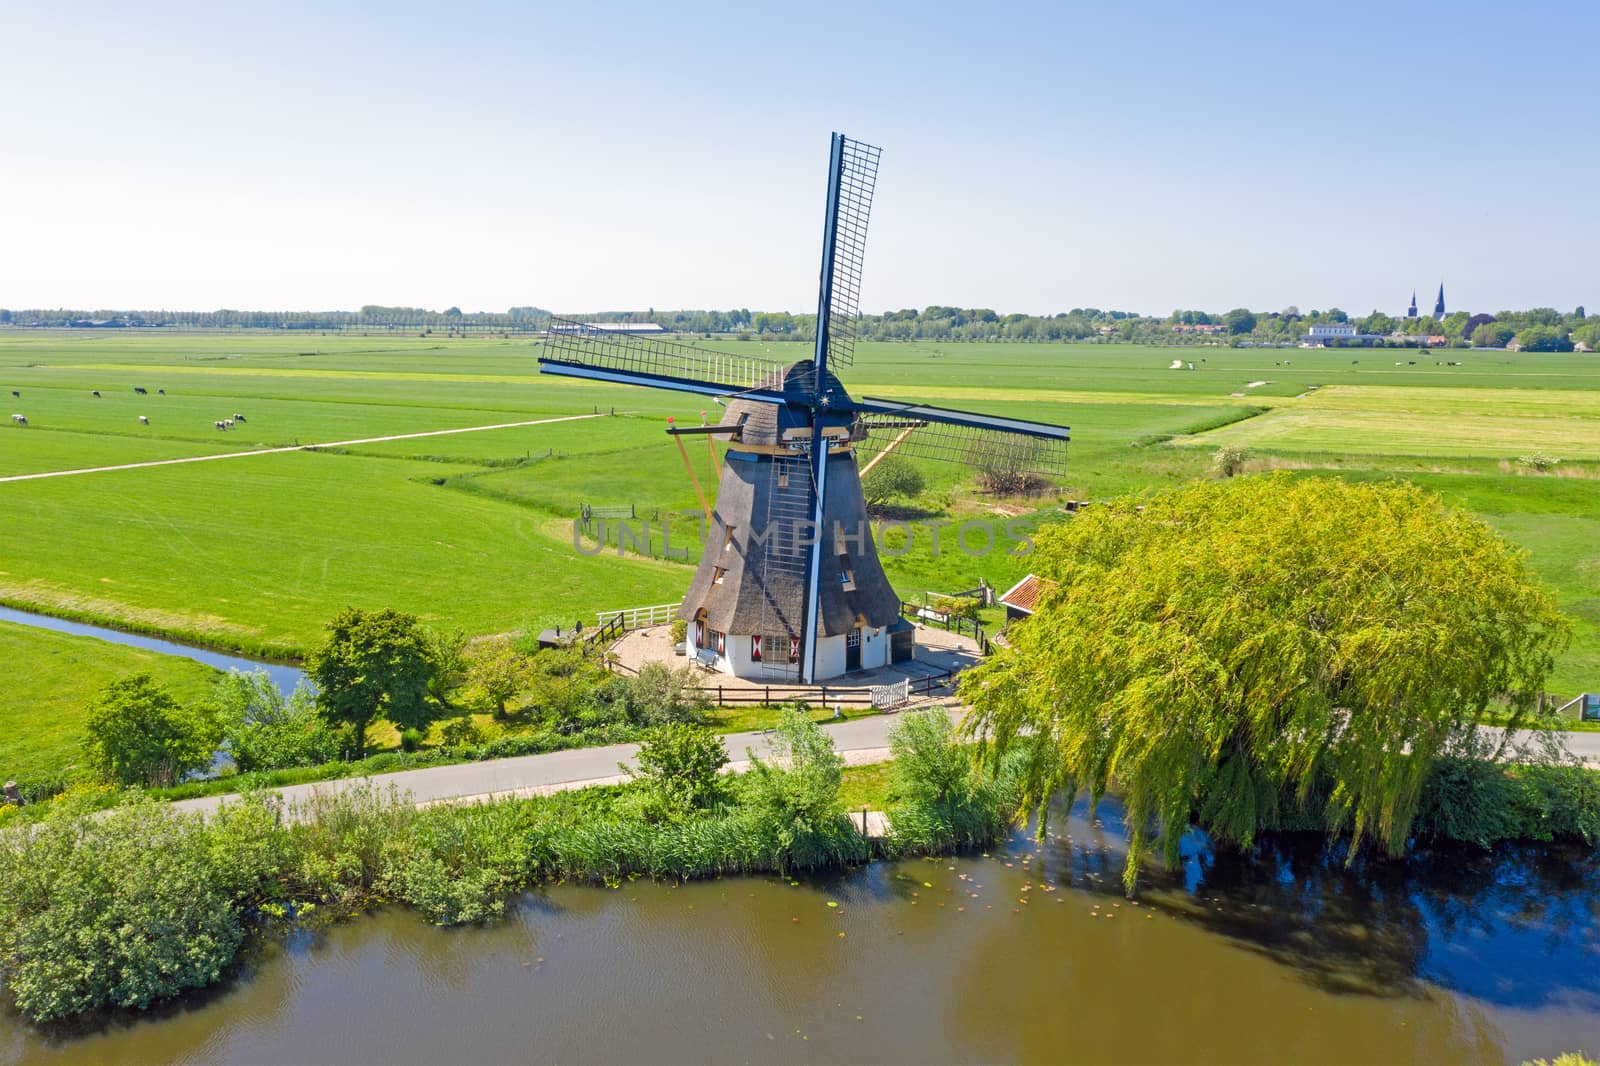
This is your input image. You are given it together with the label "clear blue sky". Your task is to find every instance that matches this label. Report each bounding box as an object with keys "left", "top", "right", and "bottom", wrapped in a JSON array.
[{"left": 2, "top": 1, "right": 1594, "bottom": 317}]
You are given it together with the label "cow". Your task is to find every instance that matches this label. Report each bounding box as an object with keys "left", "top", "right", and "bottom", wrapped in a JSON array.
[
  {"left": 224, "top": 418, "right": 235, "bottom": 428},
  {"left": 157, "top": 389, "right": 165, "bottom": 396},
  {"left": 214, "top": 421, "right": 227, "bottom": 430},
  {"left": 91, "top": 390, "right": 101, "bottom": 397},
  {"left": 11, "top": 414, "right": 26, "bottom": 425},
  {"left": 138, "top": 416, "right": 149, "bottom": 425},
  {"left": 8, "top": 391, "right": 16, "bottom": 398},
  {"left": 133, "top": 387, "right": 147, "bottom": 395},
  {"left": 232, "top": 413, "right": 246, "bottom": 422}
]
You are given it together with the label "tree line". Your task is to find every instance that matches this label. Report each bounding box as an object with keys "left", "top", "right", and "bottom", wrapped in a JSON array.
[{"left": 2, "top": 302, "right": 1593, "bottom": 350}]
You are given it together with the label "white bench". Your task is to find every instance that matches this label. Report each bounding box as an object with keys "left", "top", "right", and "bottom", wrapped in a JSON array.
[{"left": 693, "top": 649, "right": 718, "bottom": 670}]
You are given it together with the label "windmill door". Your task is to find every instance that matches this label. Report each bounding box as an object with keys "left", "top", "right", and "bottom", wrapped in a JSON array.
[{"left": 846, "top": 627, "right": 862, "bottom": 671}]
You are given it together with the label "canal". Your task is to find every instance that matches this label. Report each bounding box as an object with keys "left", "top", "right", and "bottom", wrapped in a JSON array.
[{"left": 6, "top": 796, "right": 1597, "bottom": 1064}]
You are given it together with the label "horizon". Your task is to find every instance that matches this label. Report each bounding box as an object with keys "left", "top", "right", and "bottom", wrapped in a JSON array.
[{"left": 2, "top": 1, "right": 1595, "bottom": 315}]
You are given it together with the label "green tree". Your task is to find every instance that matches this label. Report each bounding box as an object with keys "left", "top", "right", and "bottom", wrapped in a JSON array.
[
  {"left": 1473, "top": 323, "right": 1516, "bottom": 348},
  {"left": 961, "top": 476, "right": 1569, "bottom": 892},
  {"left": 1514, "top": 325, "right": 1571, "bottom": 352},
  {"left": 460, "top": 636, "right": 530, "bottom": 716},
  {"left": 1223, "top": 308, "right": 1257, "bottom": 334},
  {"left": 861, "top": 456, "right": 925, "bottom": 506},
  {"left": 84, "top": 674, "right": 219, "bottom": 788},
  {"left": 1360, "top": 311, "right": 1396, "bottom": 335},
  {"left": 213, "top": 670, "right": 339, "bottom": 772},
  {"left": 625, "top": 722, "right": 729, "bottom": 818},
  {"left": 307, "top": 607, "right": 438, "bottom": 759}
]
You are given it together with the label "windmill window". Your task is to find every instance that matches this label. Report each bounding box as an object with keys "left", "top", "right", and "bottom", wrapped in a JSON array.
[
  {"left": 713, "top": 566, "right": 727, "bottom": 584},
  {"left": 777, "top": 466, "right": 790, "bottom": 488},
  {"left": 839, "top": 556, "right": 856, "bottom": 591},
  {"left": 789, "top": 636, "right": 799, "bottom": 664},
  {"left": 751, "top": 635, "right": 762, "bottom": 661},
  {"left": 723, "top": 526, "right": 735, "bottom": 551}
]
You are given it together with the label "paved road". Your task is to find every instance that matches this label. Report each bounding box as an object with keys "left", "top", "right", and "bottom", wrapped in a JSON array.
[
  {"left": 169, "top": 711, "right": 1600, "bottom": 819},
  {"left": 171, "top": 714, "right": 908, "bottom": 819},
  {"left": 0, "top": 413, "right": 603, "bottom": 484}
]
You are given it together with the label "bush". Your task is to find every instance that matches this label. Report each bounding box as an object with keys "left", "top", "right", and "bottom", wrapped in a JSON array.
[
  {"left": 612, "top": 662, "right": 712, "bottom": 727},
  {"left": 862, "top": 457, "right": 925, "bottom": 506},
  {"left": 0, "top": 796, "right": 281, "bottom": 1023},
  {"left": 626, "top": 723, "right": 728, "bottom": 820},
  {"left": 669, "top": 617, "right": 687, "bottom": 646},
  {"left": 885, "top": 710, "right": 1015, "bottom": 851},
  {"left": 438, "top": 716, "right": 487, "bottom": 748},
  {"left": 215, "top": 671, "right": 340, "bottom": 773},
  {"left": 400, "top": 728, "right": 424, "bottom": 753},
  {"left": 84, "top": 674, "right": 220, "bottom": 789},
  {"left": 1211, "top": 444, "right": 1249, "bottom": 477}
]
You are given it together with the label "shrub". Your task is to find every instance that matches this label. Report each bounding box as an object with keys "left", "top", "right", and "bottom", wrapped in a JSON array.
[
  {"left": 0, "top": 796, "right": 280, "bottom": 1023},
  {"left": 400, "top": 728, "right": 425, "bottom": 753},
  {"left": 862, "top": 456, "right": 925, "bottom": 506},
  {"left": 626, "top": 723, "right": 728, "bottom": 820},
  {"left": 613, "top": 662, "right": 712, "bottom": 727},
  {"left": 438, "top": 715, "right": 487, "bottom": 748},
  {"left": 215, "top": 671, "right": 340, "bottom": 773},
  {"left": 84, "top": 674, "right": 220, "bottom": 788},
  {"left": 1211, "top": 444, "right": 1249, "bottom": 477},
  {"left": 1518, "top": 451, "right": 1560, "bottom": 472},
  {"left": 885, "top": 710, "right": 1015, "bottom": 851},
  {"left": 669, "top": 617, "right": 687, "bottom": 646},
  {"left": 459, "top": 636, "right": 531, "bottom": 716}
]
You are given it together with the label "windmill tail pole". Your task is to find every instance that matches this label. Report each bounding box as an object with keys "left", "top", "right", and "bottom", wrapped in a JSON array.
[
  {"left": 667, "top": 417, "right": 712, "bottom": 526},
  {"left": 702, "top": 410, "right": 722, "bottom": 477},
  {"left": 858, "top": 424, "right": 920, "bottom": 477}
]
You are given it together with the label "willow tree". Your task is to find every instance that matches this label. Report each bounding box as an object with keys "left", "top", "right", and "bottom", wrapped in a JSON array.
[{"left": 961, "top": 475, "right": 1569, "bottom": 892}]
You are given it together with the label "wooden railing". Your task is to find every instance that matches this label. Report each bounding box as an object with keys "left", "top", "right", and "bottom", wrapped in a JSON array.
[{"left": 900, "top": 601, "right": 990, "bottom": 653}]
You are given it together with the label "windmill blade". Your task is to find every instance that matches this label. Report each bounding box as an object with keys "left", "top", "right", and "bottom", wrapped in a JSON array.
[
  {"left": 816, "top": 137, "right": 882, "bottom": 373},
  {"left": 540, "top": 318, "right": 790, "bottom": 401},
  {"left": 851, "top": 396, "right": 1070, "bottom": 484}
]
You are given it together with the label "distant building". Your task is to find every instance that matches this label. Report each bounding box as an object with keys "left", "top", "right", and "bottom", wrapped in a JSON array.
[
  {"left": 1405, "top": 292, "right": 1419, "bottom": 319},
  {"left": 1307, "top": 322, "right": 1357, "bottom": 339},
  {"left": 547, "top": 321, "right": 669, "bottom": 336},
  {"left": 1170, "top": 323, "right": 1229, "bottom": 335},
  {"left": 1433, "top": 284, "right": 1446, "bottom": 320}
]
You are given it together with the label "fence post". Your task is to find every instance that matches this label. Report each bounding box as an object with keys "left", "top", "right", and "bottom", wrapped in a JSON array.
[{"left": 765, "top": 686, "right": 770, "bottom": 706}]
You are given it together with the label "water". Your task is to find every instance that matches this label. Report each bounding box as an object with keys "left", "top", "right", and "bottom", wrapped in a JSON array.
[
  {"left": 0, "top": 605, "right": 305, "bottom": 693},
  {"left": 6, "top": 797, "right": 1598, "bottom": 1064}
]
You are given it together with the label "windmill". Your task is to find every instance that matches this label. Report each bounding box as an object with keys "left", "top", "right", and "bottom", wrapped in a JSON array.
[{"left": 539, "top": 133, "right": 1070, "bottom": 683}]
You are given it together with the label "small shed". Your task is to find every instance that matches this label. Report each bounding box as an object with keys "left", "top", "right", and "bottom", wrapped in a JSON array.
[{"left": 997, "top": 573, "right": 1056, "bottom": 624}]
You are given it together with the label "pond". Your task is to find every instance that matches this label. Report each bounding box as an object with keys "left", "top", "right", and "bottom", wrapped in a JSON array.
[
  {"left": 0, "top": 605, "right": 305, "bottom": 694},
  {"left": 6, "top": 795, "right": 1597, "bottom": 1064}
]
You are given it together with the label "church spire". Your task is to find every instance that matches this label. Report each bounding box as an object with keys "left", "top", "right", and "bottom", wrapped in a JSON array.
[
  {"left": 1407, "top": 291, "right": 1418, "bottom": 318},
  {"left": 1433, "top": 283, "right": 1445, "bottom": 320}
]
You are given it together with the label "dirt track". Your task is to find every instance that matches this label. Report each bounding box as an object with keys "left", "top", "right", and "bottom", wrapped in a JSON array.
[{"left": 0, "top": 413, "right": 603, "bottom": 483}]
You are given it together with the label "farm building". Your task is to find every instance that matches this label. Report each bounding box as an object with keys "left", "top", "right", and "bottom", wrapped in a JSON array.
[{"left": 998, "top": 573, "right": 1056, "bottom": 624}]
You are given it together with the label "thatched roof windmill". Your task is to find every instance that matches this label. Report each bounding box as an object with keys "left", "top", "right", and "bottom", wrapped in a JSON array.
[{"left": 540, "top": 133, "right": 1070, "bottom": 682}]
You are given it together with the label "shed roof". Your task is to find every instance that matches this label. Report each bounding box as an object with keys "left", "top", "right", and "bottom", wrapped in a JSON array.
[{"left": 998, "top": 573, "right": 1055, "bottom": 615}]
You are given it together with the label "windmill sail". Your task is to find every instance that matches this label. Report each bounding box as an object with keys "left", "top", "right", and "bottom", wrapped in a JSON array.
[
  {"left": 816, "top": 137, "right": 881, "bottom": 373},
  {"left": 852, "top": 397, "right": 1071, "bottom": 484},
  {"left": 540, "top": 319, "right": 788, "bottom": 399}
]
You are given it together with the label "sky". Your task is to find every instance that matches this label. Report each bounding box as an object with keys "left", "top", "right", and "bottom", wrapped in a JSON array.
[{"left": 2, "top": 0, "right": 1595, "bottom": 318}]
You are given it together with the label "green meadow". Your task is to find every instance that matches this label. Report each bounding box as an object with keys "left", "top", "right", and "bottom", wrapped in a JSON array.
[{"left": 0, "top": 330, "right": 1596, "bottom": 773}]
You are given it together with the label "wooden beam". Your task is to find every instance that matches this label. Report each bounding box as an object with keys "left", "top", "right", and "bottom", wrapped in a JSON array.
[
  {"left": 859, "top": 424, "right": 920, "bottom": 476},
  {"left": 667, "top": 417, "right": 711, "bottom": 526}
]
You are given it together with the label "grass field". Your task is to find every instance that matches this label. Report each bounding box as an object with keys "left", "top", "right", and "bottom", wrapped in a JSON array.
[
  {"left": 1, "top": 330, "right": 1597, "bottom": 784},
  {"left": 0, "top": 621, "right": 220, "bottom": 785}
]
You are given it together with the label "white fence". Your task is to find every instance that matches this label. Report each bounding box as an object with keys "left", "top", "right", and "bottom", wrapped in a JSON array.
[
  {"left": 598, "top": 602, "right": 682, "bottom": 630},
  {"left": 870, "top": 678, "right": 911, "bottom": 711}
]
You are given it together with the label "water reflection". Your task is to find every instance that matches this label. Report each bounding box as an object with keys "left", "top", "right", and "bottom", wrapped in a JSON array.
[{"left": 5, "top": 798, "right": 1599, "bottom": 1064}]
